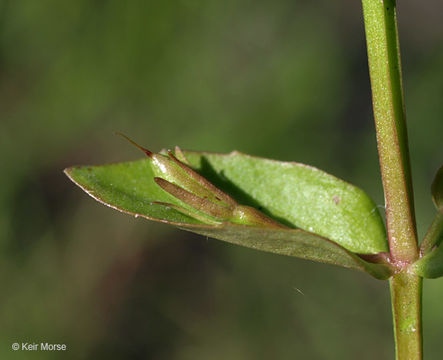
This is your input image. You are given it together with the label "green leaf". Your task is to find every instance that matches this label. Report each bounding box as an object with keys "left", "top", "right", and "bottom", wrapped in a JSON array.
[
  {"left": 65, "top": 149, "right": 390, "bottom": 277},
  {"left": 432, "top": 165, "right": 443, "bottom": 212},
  {"left": 179, "top": 224, "right": 391, "bottom": 279},
  {"left": 419, "top": 167, "right": 443, "bottom": 255},
  {"left": 412, "top": 242, "right": 443, "bottom": 279},
  {"left": 65, "top": 160, "right": 204, "bottom": 225},
  {"left": 65, "top": 158, "right": 391, "bottom": 279},
  {"left": 183, "top": 151, "right": 387, "bottom": 254},
  {"left": 419, "top": 212, "right": 443, "bottom": 255},
  {"left": 414, "top": 165, "right": 443, "bottom": 276}
]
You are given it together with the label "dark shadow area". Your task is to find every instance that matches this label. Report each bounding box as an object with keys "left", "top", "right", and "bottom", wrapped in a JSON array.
[{"left": 196, "top": 157, "right": 296, "bottom": 228}]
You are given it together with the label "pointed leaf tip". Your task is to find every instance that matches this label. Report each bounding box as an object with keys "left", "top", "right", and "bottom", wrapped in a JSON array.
[{"left": 115, "top": 132, "right": 153, "bottom": 157}]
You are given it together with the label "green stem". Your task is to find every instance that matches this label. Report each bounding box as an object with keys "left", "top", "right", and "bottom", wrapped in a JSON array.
[
  {"left": 361, "top": 0, "right": 417, "bottom": 262},
  {"left": 390, "top": 273, "right": 422, "bottom": 360},
  {"left": 361, "top": 0, "right": 422, "bottom": 359}
]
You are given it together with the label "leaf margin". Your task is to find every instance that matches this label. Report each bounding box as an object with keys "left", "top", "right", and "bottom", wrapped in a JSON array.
[{"left": 64, "top": 162, "right": 393, "bottom": 280}]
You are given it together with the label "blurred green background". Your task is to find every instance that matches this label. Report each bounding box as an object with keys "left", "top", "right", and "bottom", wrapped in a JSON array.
[{"left": 1, "top": 0, "right": 442, "bottom": 359}]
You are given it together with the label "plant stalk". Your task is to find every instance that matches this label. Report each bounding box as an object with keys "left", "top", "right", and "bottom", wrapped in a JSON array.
[
  {"left": 361, "top": 0, "right": 417, "bottom": 262},
  {"left": 361, "top": 0, "right": 422, "bottom": 358},
  {"left": 390, "top": 273, "right": 422, "bottom": 360}
]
